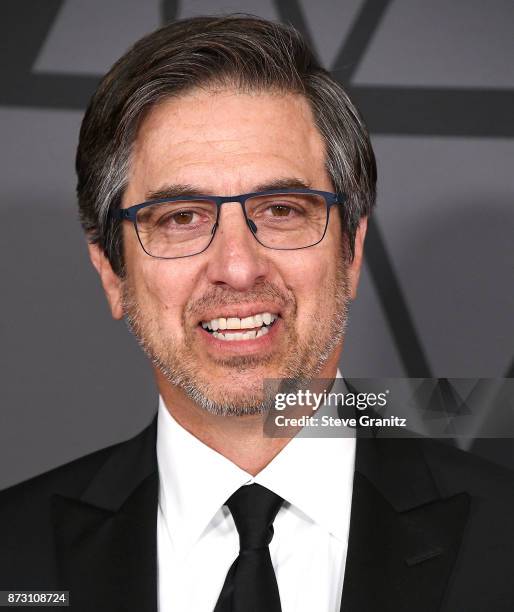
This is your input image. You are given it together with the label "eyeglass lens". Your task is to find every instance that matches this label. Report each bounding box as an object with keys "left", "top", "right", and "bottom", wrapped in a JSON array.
[{"left": 135, "top": 192, "right": 328, "bottom": 258}]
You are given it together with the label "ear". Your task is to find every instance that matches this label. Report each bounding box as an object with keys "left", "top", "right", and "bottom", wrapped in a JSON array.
[
  {"left": 347, "top": 217, "right": 368, "bottom": 300},
  {"left": 88, "top": 243, "right": 124, "bottom": 320}
]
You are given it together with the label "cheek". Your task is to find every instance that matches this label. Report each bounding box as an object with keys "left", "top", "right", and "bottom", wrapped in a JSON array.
[
  {"left": 129, "top": 257, "right": 194, "bottom": 326},
  {"left": 280, "top": 247, "right": 339, "bottom": 317}
]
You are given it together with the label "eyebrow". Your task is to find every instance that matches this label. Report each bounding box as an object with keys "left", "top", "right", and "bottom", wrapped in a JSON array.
[{"left": 145, "top": 178, "right": 312, "bottom": 201}]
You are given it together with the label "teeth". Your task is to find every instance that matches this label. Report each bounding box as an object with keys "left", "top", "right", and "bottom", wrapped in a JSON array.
[
  {"left": 256, "top": 326, "right": 269, "bottom": 338},
  {"left": 212, "top": 327, "right": 270, "bottom": 341},
  {"left": 240, "top": 315, "right": 255, "bottom": 329},
  {"left": 202, "top": 311, "right": 278, "bottom": 331}
]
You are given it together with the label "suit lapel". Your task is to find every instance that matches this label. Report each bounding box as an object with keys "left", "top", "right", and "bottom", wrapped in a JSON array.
[
  {"left": 52, "top": 416, "right": 159, "bottom": 612},
  {"left": 341, "top": 434, "right": 470, "bottom": 612}
]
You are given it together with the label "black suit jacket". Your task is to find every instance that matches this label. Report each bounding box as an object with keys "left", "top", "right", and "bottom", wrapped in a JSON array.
[{"left": 1, "top": 414, "right": 514, "bottom": 611}]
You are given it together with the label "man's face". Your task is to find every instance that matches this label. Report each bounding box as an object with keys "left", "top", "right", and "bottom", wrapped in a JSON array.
[{"left": 91, "top": 88, "right": 366, "bottom": 415}]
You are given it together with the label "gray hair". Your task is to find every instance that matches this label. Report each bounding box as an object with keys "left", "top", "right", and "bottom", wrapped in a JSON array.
[{"left": 76, "top": 15, "right": 377, "bottom": 277}]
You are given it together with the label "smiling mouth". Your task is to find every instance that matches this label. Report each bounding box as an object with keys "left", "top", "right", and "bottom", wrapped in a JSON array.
[{"left": 200, "top": 312, "right": 279, "bottom": 341}]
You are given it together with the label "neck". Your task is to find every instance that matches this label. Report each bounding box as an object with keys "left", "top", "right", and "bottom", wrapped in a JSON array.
[{"left": 156, "top": 355, "right": 341, "bottom": 475}]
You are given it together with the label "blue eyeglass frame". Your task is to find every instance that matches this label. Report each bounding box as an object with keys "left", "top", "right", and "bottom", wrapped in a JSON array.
[{"left": 110, "top": 188, "right": 347, "bottom": 259}]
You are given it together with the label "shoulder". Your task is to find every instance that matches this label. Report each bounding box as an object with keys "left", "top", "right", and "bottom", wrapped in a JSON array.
[
  {"left": 419, "top": 439, "right": 514, "bottom": 607},
  {"left": 0, "top": 440, "right": 120, "bottom": 564},
  {"left": 0, "top": 439, "right": 116, "bottom": 587},
  {"left": 0, "top": 420, "right": 156, "bottom": 587},
  {"left": 360, "top": 432, "right": 514, "bottom": 513},
  {"left": 421, "top": 437, "right": 514, "bottom": 556},
  {"left": 0, "top": 419, "right": 154, "bottom": 515},
  {"left": 421, "top": 436, "right": 514, "bottom": 499},
  {"left": 368, "top": 428, "right": 514, "bottom": 497}
]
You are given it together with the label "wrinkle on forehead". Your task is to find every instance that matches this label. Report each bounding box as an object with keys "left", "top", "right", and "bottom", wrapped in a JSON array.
[{"left": 125, "top": 88, "right": 330, "bottom": 204}]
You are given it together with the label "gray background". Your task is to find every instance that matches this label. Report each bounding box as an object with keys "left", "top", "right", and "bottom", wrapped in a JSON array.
[{"left": 1, "top": 0, "right": 513, "bottom": 488}]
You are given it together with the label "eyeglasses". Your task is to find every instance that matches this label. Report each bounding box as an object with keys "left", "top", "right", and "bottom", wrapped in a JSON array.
[{"left": 111, "top": 188, "right": 346, "bottom": 259}]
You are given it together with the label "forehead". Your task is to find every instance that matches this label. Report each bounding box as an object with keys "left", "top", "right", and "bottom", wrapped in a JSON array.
[{"left": 125, "top": 88, "right": 330, "bottom": 200}]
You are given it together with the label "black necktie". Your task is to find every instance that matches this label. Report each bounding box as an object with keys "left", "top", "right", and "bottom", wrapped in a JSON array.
[{"left": 214, "top": 483, "right": 284, "bottom": 612}]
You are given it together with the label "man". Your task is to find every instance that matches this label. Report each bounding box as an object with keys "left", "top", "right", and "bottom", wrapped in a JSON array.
[{"left": 1, "top": 15, "right": 513, "bottom": 612}]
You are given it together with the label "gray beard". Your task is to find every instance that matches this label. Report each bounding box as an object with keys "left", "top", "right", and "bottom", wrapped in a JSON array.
[{"left": 121, "top": 265, "right": 351, "bottom": 417}]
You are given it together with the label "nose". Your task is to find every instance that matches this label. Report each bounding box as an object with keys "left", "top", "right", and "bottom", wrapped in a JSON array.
[{"left": 205, "top": 201, "right": 269, "bottom": 291}]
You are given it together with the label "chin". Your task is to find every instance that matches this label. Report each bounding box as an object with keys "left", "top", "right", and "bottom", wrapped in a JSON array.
[
  {"left": 184, "top": 381, "right": 273, "bottom": 417},
  {"left": 208, "top": 362, "right": 290, "bottom": 390}
]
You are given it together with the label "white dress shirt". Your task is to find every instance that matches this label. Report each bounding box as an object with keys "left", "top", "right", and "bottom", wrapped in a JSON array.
[{"left": 156, "top": 373, "right": 356, "bottom": 612}]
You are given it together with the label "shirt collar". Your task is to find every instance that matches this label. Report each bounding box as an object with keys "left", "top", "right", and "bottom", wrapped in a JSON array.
[
  {"left": 157, "top": 397, "right": 252, "bottom": 554},
  {"left": 157, "top": 369, "right": 355, "bottom": 554}
]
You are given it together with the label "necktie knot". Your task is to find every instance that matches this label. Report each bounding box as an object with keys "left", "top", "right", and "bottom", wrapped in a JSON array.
[{"left": 226, "top": 483, "right": 284, "bottom": 551}]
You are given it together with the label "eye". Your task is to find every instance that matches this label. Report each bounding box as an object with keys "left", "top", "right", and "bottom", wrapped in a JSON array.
[
  {"left": 261, "top": 201, "right": 306, "bottom": 220},
  {"left": 268, "top": 204, "right": 294, "bottom": 217},
  {"left": 168, "top": 210, "right": 196, "bottom": 225},
  {"left": 156, "top": 209, "right": 206, "bottom": 228},
  {"left": 136, "top": 200, "right": 217, "bottom": 238}
]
